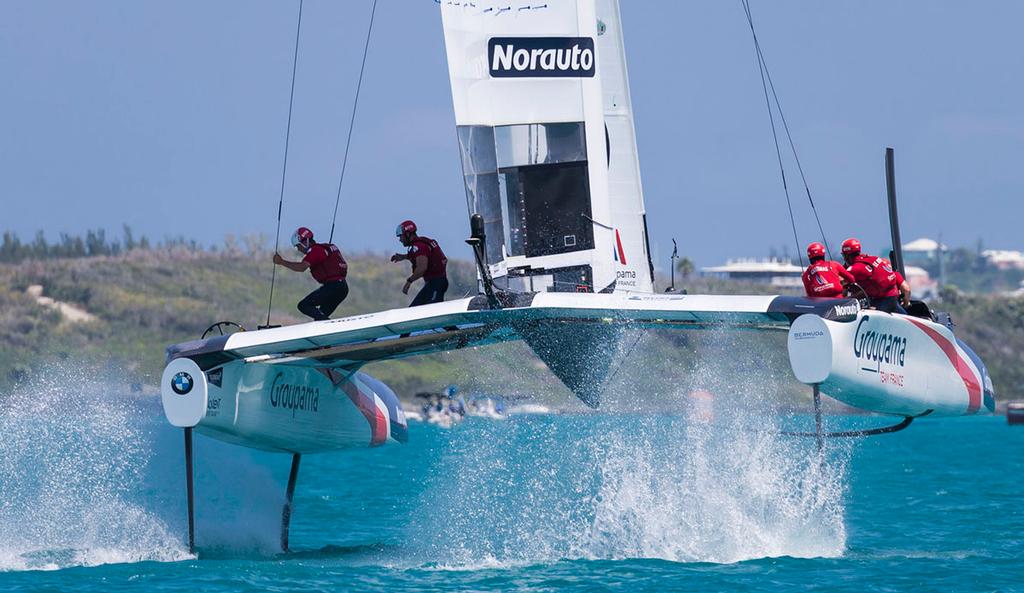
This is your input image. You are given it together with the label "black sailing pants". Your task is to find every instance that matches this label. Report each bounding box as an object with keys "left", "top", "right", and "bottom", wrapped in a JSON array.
[
  {"left": 409, "top": 277, "right": 449, "bottom": 307},
  {"left": 298, "top": 279, "right": 349, "bottom": 321},
  {"left": 870, "top": 295, "right": 907, "bottom": 315}
]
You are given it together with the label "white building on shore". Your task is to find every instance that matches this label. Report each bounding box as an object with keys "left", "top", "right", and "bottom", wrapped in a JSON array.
[
  {"left": 903, "top": 237, "right": 946, "bottom": 268},
  {"left": 982, "top": 249, "right": 1024, "bottom": 271},
  {"left": 700, "top": 258, "right": 803, "bottom": 287}
]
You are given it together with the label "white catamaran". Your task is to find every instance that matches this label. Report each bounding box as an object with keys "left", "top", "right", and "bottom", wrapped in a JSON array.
[{"left": 160, "top": 0, "right": 996, "bottom": 553}]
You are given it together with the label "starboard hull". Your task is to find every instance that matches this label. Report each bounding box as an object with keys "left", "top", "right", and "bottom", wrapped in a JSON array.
[{"left": 788, "top": 311, "right": 996, "bottom": 417}]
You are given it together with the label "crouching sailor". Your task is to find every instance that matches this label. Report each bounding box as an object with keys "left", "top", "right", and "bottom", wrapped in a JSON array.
[
  {"left": 841, "top": 237, "right": 911, "bottom": 314},
  {"left": 390, "top": 219, "right": 448, "bottom": 306},
  {"left": 273, "top": 226, "right": 349, "bottom": 321},
  {"left": 801, "top": 242, "right": 854, "bottom": 298}
]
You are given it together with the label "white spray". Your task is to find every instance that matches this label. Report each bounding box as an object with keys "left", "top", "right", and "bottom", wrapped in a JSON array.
[
  {"left": 0, "top": 363, "right": 289, "bottom": 570},
  {"left": 0, "top": 366, "right": 189, "bottom": 571},
  {"left": 414, "top": 329, "right": 848, "bottom": 566}
]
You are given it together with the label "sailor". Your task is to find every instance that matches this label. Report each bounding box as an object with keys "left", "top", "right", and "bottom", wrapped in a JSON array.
[
  {"left": 273, "top": 226, "right": 349, "bottom": 321},
  {"left": 390, "top": 220, "right": 448, "bottom": 306},
  {"left": 801, "top": 242, "right": 854, "bottom": 298},
  {"left": 841, "top": 237, "right": 911, "bottom": 314}
]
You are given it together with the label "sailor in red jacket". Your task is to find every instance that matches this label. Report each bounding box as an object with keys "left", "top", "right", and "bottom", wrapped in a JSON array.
[
  {"left": 390, "top": 220, "right": 448, "bottom": 307},
  {"left": 272, "top": 226, "right": 349, "bottom": 321},
  {"left": 841, "top": 237, "right": 911, "bottom": 314},
  {"left": 802, "top": 242, "right": 854, "bottom": 298}
]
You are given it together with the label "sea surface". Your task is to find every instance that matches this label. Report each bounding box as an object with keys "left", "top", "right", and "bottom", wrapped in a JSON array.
[{"left": 0, "top": 375, "right": 1020, "bottom": 592}]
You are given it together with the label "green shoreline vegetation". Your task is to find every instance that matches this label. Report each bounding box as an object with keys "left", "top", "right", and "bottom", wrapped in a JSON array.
[{"left": 1, "top": 229, "right": 1021, "bottom": 407}]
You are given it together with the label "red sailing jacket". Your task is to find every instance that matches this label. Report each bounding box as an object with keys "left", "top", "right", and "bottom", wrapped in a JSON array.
[{"left": 303, "top": 242, "right": 348, "bottom": 284}]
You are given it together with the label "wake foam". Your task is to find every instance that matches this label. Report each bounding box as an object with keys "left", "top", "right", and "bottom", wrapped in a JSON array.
[
  {"left": 413, "top": 330, "right": 848, "bottom": 566},
  {"left": 0, "top": 366, "right": 190, "bottom": 571},
  {"left": 415, "top": 415, "right": 846, "bottom": 567},
  {"left": 580, "top": 420, "right": 846, "bottom": 562}
]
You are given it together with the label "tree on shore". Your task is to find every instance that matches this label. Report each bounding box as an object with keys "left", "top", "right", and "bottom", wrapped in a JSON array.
[{"left": 676, "top": 256, "right": 695, "bottom": 279}]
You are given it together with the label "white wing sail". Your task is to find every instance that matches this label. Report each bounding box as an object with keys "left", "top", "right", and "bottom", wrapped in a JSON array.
[
  {"left": 439, "top": 0, "right": 654, "bottom": 294},
  {"left": 595, "top": 0, "right": 654, "bottom": 291}
]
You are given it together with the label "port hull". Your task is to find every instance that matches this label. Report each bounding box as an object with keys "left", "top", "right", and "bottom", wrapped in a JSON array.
[{"left": 161, "top": 359, "right": 406, "bottom": 453}]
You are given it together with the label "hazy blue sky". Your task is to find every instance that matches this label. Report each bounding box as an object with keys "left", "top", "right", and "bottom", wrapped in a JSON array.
[{"left": 2, "top": 1, "right": 1021, "bottom": 269}]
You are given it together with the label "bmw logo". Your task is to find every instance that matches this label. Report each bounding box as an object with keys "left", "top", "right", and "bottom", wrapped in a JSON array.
[{"left": 171, "top": 371, "right": 194, "bottom": 395}]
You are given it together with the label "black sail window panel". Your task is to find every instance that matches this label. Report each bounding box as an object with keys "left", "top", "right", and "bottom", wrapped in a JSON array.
[
  {"left": 514, "top": 161, "right": 594, "bottom": 258},
  {"left": 458, "top": 122, "right": 593, "bottom": 262},
  {"left": 493, "top": 122, "right": 592, "bottom": 259}
]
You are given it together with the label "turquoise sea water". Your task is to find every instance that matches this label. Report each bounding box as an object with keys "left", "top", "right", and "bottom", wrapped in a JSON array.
[{"left": 0, "top": 377, "right": 1021, "bottom": 592}]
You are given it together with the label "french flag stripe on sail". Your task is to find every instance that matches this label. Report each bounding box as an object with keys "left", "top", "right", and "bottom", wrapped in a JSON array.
[{"left": 614, "top": 229, "right": 627, "bottom": 265}]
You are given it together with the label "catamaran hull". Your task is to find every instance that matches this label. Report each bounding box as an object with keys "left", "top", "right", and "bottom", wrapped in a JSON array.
[
  {"left": 161, "top": 358, "right": 407, "bottom": 453},
  {"left": 159, "top": 292, "right": 994, "bottom": 449},
  {"left": 788, "top": 312, "right": 995, "bottom": 417}
]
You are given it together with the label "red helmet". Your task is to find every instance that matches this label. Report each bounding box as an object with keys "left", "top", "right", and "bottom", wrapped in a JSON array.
[
  {"left": 807, "top": 242, "right": 826, "bottom": 260},
  {"left": 291, "top": 226, "right": 314, "bottom": 249},
  {"left": 395, "top": 220, "right": 417, "bottom": 237},
  {"left": 841, "top": 238, "right": 861, "bottom": 257}
]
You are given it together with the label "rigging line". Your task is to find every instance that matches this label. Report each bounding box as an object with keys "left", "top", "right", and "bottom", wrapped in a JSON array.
[
  {"left": 741, "top": 0, "right": 833, "bottom": 260},
  {"left": 265, "top": 0, "right": 305, "bottom": 327},
  {"left": 760, "top": 64, "right": 833, "bottom": 260},
  {"left": 329, "top": 0, "right": 379, "bottom": 244},
  {"left": 740, "top": 0, "right": 803, "bottom": 267}
]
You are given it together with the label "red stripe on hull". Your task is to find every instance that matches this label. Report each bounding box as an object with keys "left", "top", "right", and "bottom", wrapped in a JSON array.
[
  {"left": 341, "top": 381, "right": 389, "bottom": 446},
  {"left": 906, "top": 317, "right": 981, "bottom": 414}
]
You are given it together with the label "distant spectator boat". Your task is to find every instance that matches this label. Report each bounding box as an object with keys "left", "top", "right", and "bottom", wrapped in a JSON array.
[{"left": 1008, "top": 402, "right": 1024, "bottom": 425}]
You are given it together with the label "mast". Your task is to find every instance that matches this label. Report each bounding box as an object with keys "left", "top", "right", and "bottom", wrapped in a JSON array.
[{"left": 885, "top": 147, "right": 906, "bottom": 277}]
